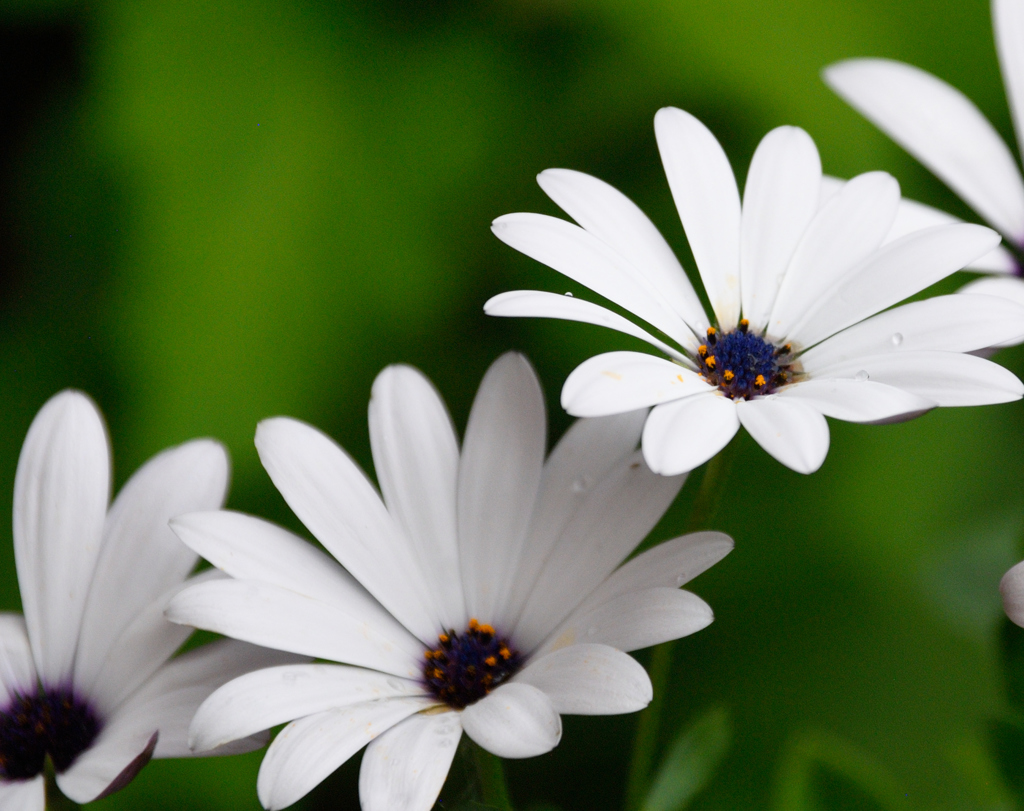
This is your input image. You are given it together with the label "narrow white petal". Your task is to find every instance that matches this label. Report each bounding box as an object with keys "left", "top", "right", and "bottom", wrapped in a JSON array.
[
  {"left": 1002, "top": 559, "right": 1024, "bottom": 627},
  {"left": 515, "top": 644, "right": 651, "bottom": 715},
  {"left": 641, "top": 394, "right": 740, "bottom": 476},
  {"left": 787, "top": 223, "right": 1001, "bottom": 348},
  {"left": 537, "top": 168, "right": 709, "bottom": 336},
  {"left": 0, "top": 776, "right": 44, "bottom": 811},
  {"left": 824, "top": 58, "right": 1024, "bottom": 239},
  {"left": 191, "top": 664, "right": 426, "bottom": 753},
  {"left": 514, "top": 450, "right": 685, "bottom": 652},
  {"left": 255, "top": 416, "right": 438, "bottom": 643},
  {"left": 958, "top": 277, "right": 1024, "bottom": 346},
  {"left": 166, "top": 579, "right": 423, "bottom": 678},
  {"left": 484, "top": 290, "right": 689, "bottom": 361},
  {"left": 13, "top": 390, "right": 109, "bottom": 685},
  {"left": 537, "top": 588, "right": 714, "bottom": 656},
  {"left": 359, "top": 711, "right": 462, "bottom": 811},
  {"left": 767, "top": 172, "right": 900, "bottom": 340},
  {"left": 995, "top": 0, "right": 1024, "bottom": 194},
  {"left": 655, "top": 107, "right": 742, "bottom": 328},
  {"left": 800, "top": 293, "right": 1024, "bottom": 370},
  {"left": 806, "top": 351, "right": 1024, "bottom": 406},
  {"left": 561, "top": 352, "right": 712, "bottom": 418},
  {"left": 75, "top": 439, "right": 228, "bottom": 697},
  {"left": 0, "top": 614, "right": 36, "bottom": 706},
  {"left": 461, "top": 682, "right": 561, "bottom": 758},
  {"left": 740, "top": 126, "right": 822, "bottom": 329},
  {"left": 257, "top": 698, "right": 431, "bottom": 811},
  {"left": 735, "top": 397, "right": 830, "bottom": 474},
  {"left": 457, "top": 353, "right": 545, "bottom": 626},
  {"left": 369, "top": 365, "right": 464, "bottom": 629},
  {"left": 491, "top": 213, "right": 695, "bottom": 347},
  {"left": 777, "top": 379, "right": 934, "bottom": 424}
]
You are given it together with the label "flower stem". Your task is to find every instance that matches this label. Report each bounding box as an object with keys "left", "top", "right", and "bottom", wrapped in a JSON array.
[
  {"left": 472, "top": 741, "right": 514, "bottom": 810},
  {"left": 623, "top": 444, "right": 736, "bottom": 811},
  {"left": 45, "top": 766, "right": 80, "bottom": 811}
]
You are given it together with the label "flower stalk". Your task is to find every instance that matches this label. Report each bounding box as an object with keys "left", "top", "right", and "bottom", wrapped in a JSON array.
[{"left": 472, "top": 740, "right": 514, "bottom": 810}]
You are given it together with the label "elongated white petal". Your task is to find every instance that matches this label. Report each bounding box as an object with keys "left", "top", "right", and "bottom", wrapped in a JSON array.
[
  {"left": 641, "top": 394, "right": 739, "bottom": 476},
  {"left": 255, "top": 417, "right": 438, "bottom": 643},
  {"left": 457, "top": 354, "right": 545, "bottom": 626},
  {"left": 768, "top": 172, "right": 900, "bottom": 340},
  {"left": 461, "top": 682, "right": 561, "bottom": 758},
  {"left": 740, "top": 126, "right": 822, "bottom": 329},
  {"left": 787, "top": 223, "right": 1001, "bottom": 348},
  {"left": 514, "top": 451, "right": 685, "bottom": 651},
  {"left": 800, "top": 294, "right": 1024, "bottom": 370},
  {"left": 359, "top": 711, "right": 462, "bottom": 811},
  {"left": 655, "top": 107, "right": 742, "bottom": 328},
  {"left": 0, "top": 776, "right": 44, "bottom": 810},
  {"left": 537, "top": 168, "right": 709, "bottom": 337},
  {"left": 958, "top": 277, "right": 1024, "bottom": 346},
  {"left": 75, "top": 439, "right": 228, "bottom": 697},
  {"left": 257, "top": 698, "right": 431, "bottom": 811},
  {"left": 191, "top": 664, "right": 426, "bottom": 753},
  {"left": 777, "top": 379, "right": 934, "bottom": 423},
  {"left": 1002, "top": 560, "right": 1024, "bottom": 627},
  {"left": 538, "top": 588, "right": 713, "bottom": 656},
  {"left": 491, "top": 213, "right": 694, "bottom": 347},
  {"left": 997, "top": 0, "right": 1024, "bottom": 172},
  {"left": 825, "top": 58, "right": 1024, "bottom": 240},
  {"left": 807, "top": 351, "right": 1024, "bottom": 406},
  {"left": 484, "top": 290, "right": 689, "bottom": 361},
  {"left": 735, "top": 397, "right": 829, "bottom": 474},
  {"left": 0, "top": 614, "right": 36, "bottom": 706},
  {"left": 562, "top": 352, "right": 712, "bottom": 418},
  {"left": 369, "top": 365, "right": 464, "bottom": 629},
  {"left": 166, "top": 579, "right": 423, "bottom": 678},
  {"left": 13, "top": 390, "right": 109, "bottom": 685}
]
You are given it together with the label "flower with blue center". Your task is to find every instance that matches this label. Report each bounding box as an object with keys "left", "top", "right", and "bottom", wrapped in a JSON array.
[
  {"left": 0, "top": 391, "right": 298, "bottom": 809},
  {"left": 486, "top": 108, "right": 1024, "bottom": 475},
  {"left": 164, "top": 353, "right": 732, "bottom": 811},
  {"left": 825, "top": 0, "right": 1024, "bottom": 332}
]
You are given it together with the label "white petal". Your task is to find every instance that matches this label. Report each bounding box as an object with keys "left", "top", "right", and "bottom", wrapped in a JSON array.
[
  {"left": 1002, "top": 559, "right": 1024, "bottom": 627},
  {"left": 13, "top": 390, "right": 109, "bottom": 685},
  {"left": 537, "top": 168, "right": 709, "bottom": 336},
  {"left": 800, "top": 293, "right": 1024, "bottom": 370},
  {"left": 513, "top": 450, "right": 685, "bottom": 651},
  {"left": 490, "top": 213, "right": 695, "bottom": 348},
  {"left": 767, "top": 172, "right": 900, "bottom": 340},
  {"left": 537, "top": 588, "right": 714, "bottom": 656},
  {"left": 460, "top": 682, "right": 561, "bottom": 758},
  {"left": 735, "top": 397, "right": 829, "bottom": 474},
  {"left": 257, "top": 698, "right": 431, "bottom": 811},
  {"left": 190, "top": 663, "right": 426, "bottom": 753},
  {"left": 0, "top": 614, "right": 36, "bottom": 706},
  {"left": 369, "top": 365, "right": 464, "bottom": 629},
  {"left": 997, "top": 0, "right": 1024, "bottom": 175},
  {"left": 0, "top": 776, "right": 44, "bottom": 811},
  {"left": 457, "top": 353, "right": 545, "bottom": 627},
  {"left": 641, "top": 394, "right": 740, "bottom": 476},
  {"left": 824, "top": 58, "right": 1024, "bottom": 240},
  {"left": 75, "top": 439, "right": 228, "bottom": 697},
  {"left": 805, "top": 350, "right": 1024, "bottom": 406},
  {"left": 740, "top": 126, "right": 822, "bottom": 329},
  {"left": 359, "top": 711, "right": 462, "bottom": 811},
  {"left": 655, "top": 107, "right": 742, "bottom": 328},
  {"left": 777, "top": 379, "right": 934, "bottom": 424},
  {"left": 484, "top": 290, "right": 689, "bottom": 361},
  {"left": 958, "top": 277, "right": 1024, "bottom": 346},
  {"left": 255, "top": 416, "right": 438, "bottom": 643},
  {"left": 515, "top": 644, "right": 651, "bottom": 715},
  {"left": 166, "top": 579, "right": 423, "bottom": 678},
  {"left": 561, "top": 352, "right": 712, "bottom": 418},
  {"left": 786, "top": 223, "right": 1001, "bottom": 348}
]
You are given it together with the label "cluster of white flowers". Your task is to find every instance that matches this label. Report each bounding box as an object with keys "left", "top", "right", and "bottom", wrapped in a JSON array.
[{"left": 4, "top": 2, "right": 1024, "bottom": 810}]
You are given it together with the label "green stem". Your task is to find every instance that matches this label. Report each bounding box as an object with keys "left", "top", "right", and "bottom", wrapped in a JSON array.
[
  {"left": 473, "top": 740, "right": 514, "bottom": 810},
  {"left": 45, "top": 766, "right": 80, "bottom": 811},
  {"left": 623, "top": 445, "right": 736, "bottom": 811}
]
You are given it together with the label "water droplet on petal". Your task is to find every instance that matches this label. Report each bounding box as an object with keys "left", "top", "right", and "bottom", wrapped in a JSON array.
[
  {"left": 675, "top": 574, "right": 687, "bottom": 586},
  {"left": 890, "top": 333, "right": 903, "bottom": 347},
  {"left": 854, "top": 370, "right": 869, "bottom": 382},
  {"left": 571, "top": 475, "right": 592, "bottom": 493},
  {"left": 564, "top": 291, "right": 574, "bottom": 297}
]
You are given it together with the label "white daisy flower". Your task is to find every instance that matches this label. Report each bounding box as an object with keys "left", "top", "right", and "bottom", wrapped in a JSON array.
[
  {"left": 164, "top": 353, "right": 732, "bottom": 811},
  {"left": 824, "top": 0, "right": 1024, "bottom": 328},
  {"left": 485, "top": 108, "right": 1024, "bottom": 475},
  {"left": 0, "top": 391, "right": 298, "bottom": 808}
]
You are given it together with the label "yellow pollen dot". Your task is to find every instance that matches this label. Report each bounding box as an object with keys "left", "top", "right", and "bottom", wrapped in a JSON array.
[
  {"left": 468, "top": 619, "right": 479, "bottom": 631},
  {"left": 432, "top": 668, "right": 444, "bottom": 679},
  {"left": 477, "top": 623, "right": 495, "bottom": 636},
  {"left": 705, "top": 356, "right": 716, "bottom": 369},
  {"left": 754, "top": 375, "right": 766, "bottom": 387},
  {"left": 698, "top": 344, "right": 708, "bottom": 356},
  {"left": 485, "top": 656, "right": 497, "bottom": 667},
  {"left": 706, "top": 327, "right": 716, "bottom": 337},
  {"left": 499, "top": 646, "right": 512, "bottom": 660},
  {"left": 676, "top": 374, "right": 685, "bottom": 383},
  {"left": 723, "top": 370, "right": 735, "bottom": 382},
  {"left": 424, "top": 650, "right": 434, "bottom": 659}
]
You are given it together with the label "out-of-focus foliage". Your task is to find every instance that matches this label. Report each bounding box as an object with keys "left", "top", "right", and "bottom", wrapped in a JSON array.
[
  {"left": 0, "top": 0, "right": 1021, "bottom": 809},
  {"left": 641, "top": 706, "right": 731, "bottom": 811}
]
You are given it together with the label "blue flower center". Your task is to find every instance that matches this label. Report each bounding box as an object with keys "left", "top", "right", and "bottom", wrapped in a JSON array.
[
  {"left": 422, "top": 619, "right": 522, "bottom": 710},
  {"left": 695, "top": 322, "right": 794, "bottom": 399},
  {"left": 0, "top": 687, "right": 101, "bottom": 780}
]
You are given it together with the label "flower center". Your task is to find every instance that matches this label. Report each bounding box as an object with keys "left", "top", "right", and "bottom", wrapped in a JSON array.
[
  {"left": 422, "top": 619, "right": 522, "bottom": 710},
  {"left": 0, "top": 687, "right": 101, "bottom": 780},
  {"left": 695, "top": 322, "right": 794, "bottom": 399}
]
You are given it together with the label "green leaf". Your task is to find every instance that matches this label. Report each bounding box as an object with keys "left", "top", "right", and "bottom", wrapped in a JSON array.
[
  {"left": 988, "top": 714, "right": 1024, "bottom": 805},
  {"left": 640, "top": 706, "right": 731, "bottom": 811},
  {"left": 1001, "top": 619, "right": 1024, "bottom": 715}
]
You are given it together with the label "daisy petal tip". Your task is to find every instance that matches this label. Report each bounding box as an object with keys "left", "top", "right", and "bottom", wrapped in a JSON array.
[{"left": 1002, "top": 561, "right": 1024, "bottom": 627}]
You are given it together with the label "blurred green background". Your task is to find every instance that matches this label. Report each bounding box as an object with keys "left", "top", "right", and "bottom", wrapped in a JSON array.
[{"left": 1, "top": 0, "right": 1022, "bottom": 808}]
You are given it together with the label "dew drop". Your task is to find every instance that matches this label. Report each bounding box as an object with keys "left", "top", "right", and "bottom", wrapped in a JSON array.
[
  {"left": 571, "top": 475, "right": 592, "bottom": 493},
  {"left": 564, "top": 291, "right": 574, "bottom": 297},
  {"left": 854, "top": 370, "right": 869, "bottom": 382},
  {"left": 890, "top": 333, "right": 903, "bottom": 347},
  {"left": 675, "top": 574, "right": 687, "bottom": 586}
]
